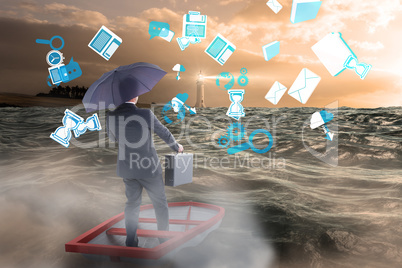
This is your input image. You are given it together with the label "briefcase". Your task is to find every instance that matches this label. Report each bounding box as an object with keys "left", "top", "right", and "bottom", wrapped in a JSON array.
[{"left": 164, "top": 153, "right": 193, "bottom": 187}]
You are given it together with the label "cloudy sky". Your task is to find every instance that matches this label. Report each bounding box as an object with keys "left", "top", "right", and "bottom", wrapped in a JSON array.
[{"left": 1, "top": 0, "right": 401, "bottom": 107}]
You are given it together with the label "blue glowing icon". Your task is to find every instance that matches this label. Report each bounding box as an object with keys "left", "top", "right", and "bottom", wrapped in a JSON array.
[
  {"left": 172, "top": 64, "right": 186, "bottom": 80},
  {"left": 216, "top": 72, "right": 235, "bottom": 90},
  {"left": 46, "top": 50, "right": 64, "bottom": 66},
  {"left": 344, "top": 55, "right": 371, "bottom": 80},
  {"left": 36, "top": 35, "right": 82, "bottom": 86},
  {"left": 205, "top": 34, "right": 236, "bottom": 66},
  {"left": 162, "top": 93, "right": 196, "bottom": 125},
  {"left": 36, "top": 35, "right": 65, "bottom": 50},
  {"left": 47, "top": 57, "right": 82, "bottom": 86},
  {"left": 217, "top": 123, "right": 273, "bottom": 154},
  {"left": 237, "top": 68, "right": 249, "bottom": 86},
  {"left": 183, "top": 11, "right": 207, "bottom": 39},
  {"left": 310, "top": 110, "right": 335, "bottom": 141},
  {"left": 88, "top": 25, "right": 122, "bottom": 60},
  {"left": 262, "top": 41, "right": 280, "bottom": 61},
  {"left": 290, "top": 0, "right": 322, "bottom": 24},
  {"left": 149, "top": 21, "right": 175, "bottom": 42},
  {"left": 50, "top": 109, "right": 101, "bottom": 148},
  {"left": 226, "top": 89, "right": 245, "bottom": 120}
]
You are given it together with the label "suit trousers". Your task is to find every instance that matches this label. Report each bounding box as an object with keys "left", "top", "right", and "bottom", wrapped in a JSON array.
[{"left": 123, "top": 174, "right": 169, "bottom": 247}]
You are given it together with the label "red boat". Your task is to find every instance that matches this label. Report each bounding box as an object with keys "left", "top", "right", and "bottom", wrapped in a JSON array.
[{"left": 65, "top": 202, "right": 225, "bottom": 262}]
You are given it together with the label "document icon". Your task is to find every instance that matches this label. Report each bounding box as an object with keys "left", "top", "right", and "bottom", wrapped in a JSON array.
[
  {"left": 266, "top": 0, "right": 283, "bottom": 14},
  {"left": 88, "top": 26, "right": 122, "bottom": 60},
  {"left": 265, "top": 81, "right": 287, "bottom": 105},
  {"left": 288, "top": 68, "right": 321, "bottom": 104},
  {"left": 290, "top": 0, "right": 322, "bottom": 24}
]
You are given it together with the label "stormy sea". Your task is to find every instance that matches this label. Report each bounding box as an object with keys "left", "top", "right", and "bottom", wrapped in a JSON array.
[{"left": 0, "top": 105, "right": 401, "bottom": 268}]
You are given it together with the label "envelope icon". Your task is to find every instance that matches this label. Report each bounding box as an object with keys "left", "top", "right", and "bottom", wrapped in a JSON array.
[
  {"left": 265, "top": 81, "right": 287, "bottom": 105},
  {"left": 288, "top": 68, "right": 321, "bottom": 104},
  {"left": 266, "top": 0, "right": 283, "bottom": 14}
]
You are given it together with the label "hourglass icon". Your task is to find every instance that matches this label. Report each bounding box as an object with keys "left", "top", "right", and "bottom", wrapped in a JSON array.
[
  {"left": 226, "top": 89, "right": 245, "bottom": 120},
  {"left": 50, "top": 109, "right": 84, "bottom": 148}
]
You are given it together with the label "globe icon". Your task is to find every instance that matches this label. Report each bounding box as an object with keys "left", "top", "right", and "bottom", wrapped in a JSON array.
[{"left": 216, "top": 72, "right": 235, "bottom": 91}]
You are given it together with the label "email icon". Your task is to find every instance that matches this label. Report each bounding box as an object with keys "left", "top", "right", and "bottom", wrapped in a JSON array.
[
  {"left": 288, "top": 68, "right": 321, "bottom": 104},
  {"left": 265, "top": 81, "right": 287, "bottom": 105},
  {"left": 266, "top": 0, "right": 283, "bottom": 14}
]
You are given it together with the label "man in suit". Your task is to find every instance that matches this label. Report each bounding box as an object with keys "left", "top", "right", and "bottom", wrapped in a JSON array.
[{"left": 106, "top": 96, "right": 183, "bottom": 247}]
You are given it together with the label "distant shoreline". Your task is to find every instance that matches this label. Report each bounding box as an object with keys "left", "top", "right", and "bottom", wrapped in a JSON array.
[{"left": 0, "top": 93, "right": 150, "bottom": 108}]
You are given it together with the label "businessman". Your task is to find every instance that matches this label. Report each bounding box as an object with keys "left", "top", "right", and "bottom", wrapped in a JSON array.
[{"left": 106, "top": 96, "right": 183, "bottom": 247}]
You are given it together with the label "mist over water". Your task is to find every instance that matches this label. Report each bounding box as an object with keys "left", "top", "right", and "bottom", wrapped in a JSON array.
[{"left": 0, "top": 106, "right": 401, "bottom": 268}]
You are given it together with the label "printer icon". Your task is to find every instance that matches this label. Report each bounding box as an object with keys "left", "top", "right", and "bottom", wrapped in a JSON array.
[{"left": 183, "top": 11, "right": 207, "bottom": 39}]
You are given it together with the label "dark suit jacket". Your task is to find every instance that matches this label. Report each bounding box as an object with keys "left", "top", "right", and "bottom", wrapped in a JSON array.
[{"left": 106, "top": 103, "right": 179, "bottom": 179}]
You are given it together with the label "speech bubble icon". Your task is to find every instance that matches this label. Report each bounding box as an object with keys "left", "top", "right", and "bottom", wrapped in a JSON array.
[{"left": 149, "top": 21, "right": 170, "bottom": 39}]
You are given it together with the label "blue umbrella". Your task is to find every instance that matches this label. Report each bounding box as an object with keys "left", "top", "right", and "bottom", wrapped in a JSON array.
[{"left": 83, "top": 62, "right": 167, "bottom": 112}]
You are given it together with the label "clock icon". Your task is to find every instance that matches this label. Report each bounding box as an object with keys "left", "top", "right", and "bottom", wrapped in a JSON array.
[{"left": 46, "top": 50, "right": 64, "bottom": 66}]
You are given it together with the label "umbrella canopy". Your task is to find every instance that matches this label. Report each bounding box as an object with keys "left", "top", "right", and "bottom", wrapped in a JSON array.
[{"left": 83, "top": 62, "right": 167, "bottom": 112}]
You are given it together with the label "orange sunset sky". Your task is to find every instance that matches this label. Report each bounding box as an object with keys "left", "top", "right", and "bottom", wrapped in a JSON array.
[{"left": 0, "top": 0, "right": 401, "bottom": 108}]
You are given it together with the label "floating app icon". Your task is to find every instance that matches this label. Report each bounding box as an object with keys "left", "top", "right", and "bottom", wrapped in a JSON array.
[
  {"left": 310, "top": 110, "right": 334, "bottom": 141},
  {"left": 36, "top": 35, "right": 82, "bottom": 86},
  {"left": 176, "top": 33, "right": 201, "bottom": 51},
  {"left": 36, "top": 35, "right": 65, "bottom": 51},
  {"left": 50, "top": 109, "right": 101, "bottom": 148},
  {"left": 217, "top": 123, "right": 273, "bottom": 155},
  {"left": 216, "top": 72, "right": 235, "bottom": 91},
  {"left": 149, "top": 21, "right": 175, "bottom": 42},
  {"left": 205, "top": 34, "right": 236, "bottom": 66},
  {"left": 46, "top": 50, "right": 64, "bottom": 66},
  {"left": 311, "top": 32, "right": 371, "bottom": 79},
  {"left": 183, "top": 11, "right": 207, "bottom": 39},
  {"left": 290, "top": 0, "right": 322, "bottom": 24},
  {"left": 172, "top": 64, "right": 186, "bottom": 80},
  {"left": 262, "top": 41, "right": 280, "bottom": 61},
  {"left": 288, "top": 68, "right": 321, "bottom": 104},
  {"left": 344, "top": 55, "right": 371, "bottom": 80},
  {"left": 238, "top": 68, "right": 249, "bottom": 86},
  {"left": 48, "top": 57, "right": 82, "bottom": 85},
  {"left": 265, "top": 81, "right": 287, "bottom": 105},
  {"left": 162, "top": 93, "right": 196, "bottom": 125},
  {"left": 266, "top": 0, "right": 283, "bottom": 14},
  {"left": 226, "top": 89, "right": 245, "bottom": 120},
  {"left": 88, "top": 25, "right": 122, "bottom": 60}
]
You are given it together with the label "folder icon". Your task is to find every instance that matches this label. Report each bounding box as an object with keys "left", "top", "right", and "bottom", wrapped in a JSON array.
[
  {"left": 288, "top": 68, "right": 321, "bottom": 104},
  {"left": 265, "top": 81, "right": 287, "bottom": 105},
  {"left": 290, "top": 0, "right": 322, "bottom": 24}
]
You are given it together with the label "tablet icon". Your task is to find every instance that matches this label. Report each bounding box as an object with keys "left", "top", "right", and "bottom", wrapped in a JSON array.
[
  {"left": 88, "top": 26, "right": 122, "bottom": 60},
  {"left": 205, "top": 34, "right": 236, "bottom": 66}
]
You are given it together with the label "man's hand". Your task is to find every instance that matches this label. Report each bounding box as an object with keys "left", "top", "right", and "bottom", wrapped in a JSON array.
[{"left": 177, "top": 143, "right": 184, "bottom": 153}]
